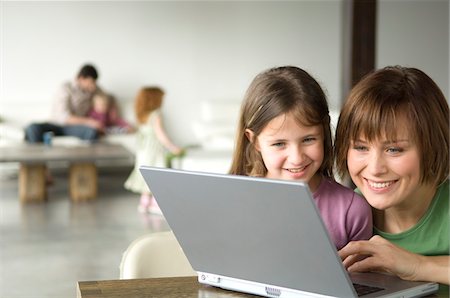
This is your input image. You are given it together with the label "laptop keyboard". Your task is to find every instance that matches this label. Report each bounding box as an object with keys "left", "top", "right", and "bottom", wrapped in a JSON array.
[{"left": 353, "top": 283, "right": 384, "bottom": 296}]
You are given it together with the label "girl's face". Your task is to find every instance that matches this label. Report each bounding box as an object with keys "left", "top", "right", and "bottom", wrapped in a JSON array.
[
  {"left": 93, "top": 97, "right": 109, "bottom": 113},
  {"left": 248, "top": 112, "right": 324, "bottom": 192},
  {"left": 347, "top": 122, "right": 429, "bottom": 211}
]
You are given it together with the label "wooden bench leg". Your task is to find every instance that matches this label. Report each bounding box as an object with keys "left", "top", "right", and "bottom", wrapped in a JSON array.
[
  {"left": 19, "top": 163, "right": 47, "bottom": 203},
  {"left": 69, "top": 163, "right": 97, "bottom": 202}
]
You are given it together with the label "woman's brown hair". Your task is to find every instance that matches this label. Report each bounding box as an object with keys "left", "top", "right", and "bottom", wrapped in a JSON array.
[
  {"left": 335, "top": 66, "right": 449, "bottom": 186},
  {"left": 229, "top": 66, "right": 333, "bottom": 178},
  {"left": 134, "top": 87, "right": 164, "bottom": 124}
]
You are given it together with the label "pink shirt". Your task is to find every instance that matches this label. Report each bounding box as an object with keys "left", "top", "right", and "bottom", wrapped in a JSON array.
[
  {"left": 88, "top": 109, "right": 130, "bottom": 129},
  {"left": 313, "top": 178, "right": 373, "bottom": 249}
]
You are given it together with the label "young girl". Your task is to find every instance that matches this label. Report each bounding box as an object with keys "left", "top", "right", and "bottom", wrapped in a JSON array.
[
  {"left": 229, "top": 66, "right": 372, "bottom": 249},
  {"left": 124, "top": 87, "right": 183, "bottom": 214}
]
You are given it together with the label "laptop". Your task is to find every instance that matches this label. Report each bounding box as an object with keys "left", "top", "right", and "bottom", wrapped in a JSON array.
[{"left": 139, "top": 166, "right": 439, "bottom": 298}]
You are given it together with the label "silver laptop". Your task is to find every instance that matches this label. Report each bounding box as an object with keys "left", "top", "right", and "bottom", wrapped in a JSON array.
[{"left": 139, "top": 166, "right": 439, "bottom": 298}]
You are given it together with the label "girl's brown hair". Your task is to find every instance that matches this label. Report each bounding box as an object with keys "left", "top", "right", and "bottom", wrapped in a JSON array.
[
  {"left": 335, "top": 66, "right": 449, "bottom": 186},
  {"left": 134, "top": 87, "right": 164, "bottom": 124},
  {"left": 229, "top": 66, "right": 333, "bottom": 178}
]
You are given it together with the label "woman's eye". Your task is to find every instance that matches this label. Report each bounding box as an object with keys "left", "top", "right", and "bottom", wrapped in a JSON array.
[
  {"left": 386, "top": 147, "right": 403, "bottom": 154},
  {"left": 353, "top": 145, "right": 368, "bottom": 151}
]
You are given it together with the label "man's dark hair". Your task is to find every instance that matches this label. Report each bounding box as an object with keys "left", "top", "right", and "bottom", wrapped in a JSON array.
[{"left": 77, "top": 64, "right": 98, "bottom": 80}]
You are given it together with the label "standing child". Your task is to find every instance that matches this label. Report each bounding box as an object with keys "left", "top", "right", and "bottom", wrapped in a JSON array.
[
  {"left": 229, "top": 66, "right": 372, "bottom": 249},
  {"left": 124, "top": 87, "right": 183, "bottom": 214},
  {"left": 88, "top": 92, "right": 134, "bottom": 134}
]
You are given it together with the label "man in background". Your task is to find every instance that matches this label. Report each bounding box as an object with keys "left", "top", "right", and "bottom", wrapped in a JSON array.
[{"left": 25, "top": 64, "right": 105, "bottom": 142}]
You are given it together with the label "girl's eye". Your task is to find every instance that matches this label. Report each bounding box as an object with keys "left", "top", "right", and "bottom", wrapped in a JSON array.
[
  {"left": 272, "top": 142, "right": 285, "bottom": 148},
  {"left": 303, "top": 137, "right": 316, "bottom": 143}
]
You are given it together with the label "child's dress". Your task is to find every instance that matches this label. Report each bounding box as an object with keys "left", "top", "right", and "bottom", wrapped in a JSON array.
[{"left": 124, "top": 109, "right": 166, "bottom": 194}]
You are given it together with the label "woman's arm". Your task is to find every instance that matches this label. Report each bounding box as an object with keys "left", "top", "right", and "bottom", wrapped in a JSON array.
[{"left": 339, "top": 235, "right": 450, "bottom": 285}]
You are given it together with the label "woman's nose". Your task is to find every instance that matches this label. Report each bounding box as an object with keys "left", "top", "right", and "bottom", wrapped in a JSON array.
[{"left": 367, "top": 152, "right": 388, "bottom": 175}]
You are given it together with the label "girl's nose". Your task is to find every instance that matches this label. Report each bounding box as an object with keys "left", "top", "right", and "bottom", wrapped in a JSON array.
[{"left": 288, "top": 146, "right": 306, "bottom": 165}]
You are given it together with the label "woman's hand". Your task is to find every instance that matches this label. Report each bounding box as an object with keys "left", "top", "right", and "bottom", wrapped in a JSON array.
[
  {"left": 339, "top": 235, "right": 422, "bottom": 281},
  {"left": 339, "top": 235, "right": 450, "bottom": 284}
]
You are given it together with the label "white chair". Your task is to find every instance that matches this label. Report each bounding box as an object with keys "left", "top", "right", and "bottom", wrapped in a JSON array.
[{"left": 119, "top": 231, "right": 196, "bottom": 279}]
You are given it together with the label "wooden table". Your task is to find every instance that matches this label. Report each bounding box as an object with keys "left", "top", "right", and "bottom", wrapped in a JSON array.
[
  {"left": 77, "top": 276, "right": 256, "bottom": 298},
  {"left": 77, "top": 276, "right": 448, "bottom": 298},
  {"left": 0, "top": 143, "right": 133, "bottom": 203}
]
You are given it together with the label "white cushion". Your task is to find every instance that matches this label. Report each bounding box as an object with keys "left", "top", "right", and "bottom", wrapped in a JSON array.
[{"left": 119, "top": 231, "right": 195, "bottom": 279}]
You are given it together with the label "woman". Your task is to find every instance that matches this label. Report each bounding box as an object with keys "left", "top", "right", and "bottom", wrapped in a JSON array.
[{"left": 334, "top": 66, "right": 449, "bottom": 287}]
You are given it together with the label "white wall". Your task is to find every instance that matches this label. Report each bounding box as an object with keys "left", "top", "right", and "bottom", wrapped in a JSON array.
[
  {"left": 377, "top": 0, "right": 449, "bottom": 99},
  {"left": 0, "top": 1, "right": 342, "bottom": 146},
  {"left": 1, "top": 1, "right": 448, "bottom": 146}
]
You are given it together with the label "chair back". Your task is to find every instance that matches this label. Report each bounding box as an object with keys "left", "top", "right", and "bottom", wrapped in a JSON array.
[{"left": 120, "top": 231, "right": 195, "bottom": 279}]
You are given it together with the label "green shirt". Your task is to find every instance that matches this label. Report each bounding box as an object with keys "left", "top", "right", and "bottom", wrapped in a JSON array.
[
  {"left": 374, "top": 180, "right": 449, "bottom": 256},
  {"left": 358, "top": 181, "right": 449, "bottom": 294}
]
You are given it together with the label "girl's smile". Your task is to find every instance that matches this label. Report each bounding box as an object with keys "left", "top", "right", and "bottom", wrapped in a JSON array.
[{"left": 247, "top": 112, "right": 324, "bottom": 192}]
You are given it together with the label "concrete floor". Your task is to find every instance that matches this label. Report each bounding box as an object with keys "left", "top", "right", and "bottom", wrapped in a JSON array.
[{"left": 0, "top": 168, "right": 170, "bottom": 298}]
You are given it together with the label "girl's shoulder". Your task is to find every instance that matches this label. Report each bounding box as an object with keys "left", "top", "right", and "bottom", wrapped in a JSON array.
[
  {"left": 315, "top": 178, "right": 368, "bottom": 208},
  {"left": 317, "top": 178, "right": 360, "bottom": 198},
  {"left": 141, "top": 109, "right": 161, "bottom": 125},
  {"left": 149, "top": 109, "right": 161, "bottom": 120}
]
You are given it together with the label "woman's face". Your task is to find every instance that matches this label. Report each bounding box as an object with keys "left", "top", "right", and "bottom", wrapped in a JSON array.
[
  {"left": 346, "top": 122, "right": 428, "bottom": 211},
  {"left": 247, "top": 112, "right": 324, "bottom": 192}
]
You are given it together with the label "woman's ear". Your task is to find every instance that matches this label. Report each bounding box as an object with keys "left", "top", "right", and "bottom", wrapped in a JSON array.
[{"left": 245, "top": 129, "right": 260, "bottom": 151}]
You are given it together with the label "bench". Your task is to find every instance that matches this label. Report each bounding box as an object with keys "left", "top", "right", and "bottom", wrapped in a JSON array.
[{"left": 0, "top": 143, "right": 133, "bottom": 203}]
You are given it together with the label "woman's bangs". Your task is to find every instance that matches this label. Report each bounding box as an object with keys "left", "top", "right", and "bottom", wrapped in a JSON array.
[{"left": 351, "top": 100, "right": 411, "bottom": 143}]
